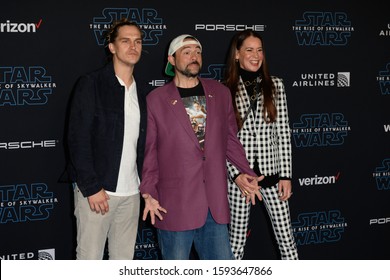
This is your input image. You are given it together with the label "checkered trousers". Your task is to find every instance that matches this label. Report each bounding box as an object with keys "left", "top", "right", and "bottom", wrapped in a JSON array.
[
  {"left": 228, "top": 182, "right": 298, "bottom": 259},
  {"left": 227, "top": 76, "right": 298, "bottom": 259}
]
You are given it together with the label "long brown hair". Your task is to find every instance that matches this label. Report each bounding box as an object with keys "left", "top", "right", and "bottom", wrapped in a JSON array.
[{"left": 223, "top": 30, "right": 277, "bottom": 128}]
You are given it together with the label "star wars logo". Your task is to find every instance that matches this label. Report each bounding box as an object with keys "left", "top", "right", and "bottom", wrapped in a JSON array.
[
  {"left": 377, "top": 63, "right": 390, "bottom": 95},
  {"left": 0, "top": 66, "right": 56, "bottom": 106},
  {"left": 292, "top": 12, "right": 354, "bottom": 46},
  {"left": 0, "top": 183, "right": 58, "bottom": 224},
  {"left": 134, "top": 227, "right": 159, "bottom": 260},
  {"left": 292, "top": 113, "right": 351, "bottom": 147},
  {"left": 91, "top": 8, "right": 166, "bottom": 46},
  {"left": 292, "top": 210, "right": 347, "bottom": 245},
  {"left": 200, "top": 64, "right": 225, "bottom": 81},
  {"left": 372, "top": 158, "right": 390, "bottom": 191}
]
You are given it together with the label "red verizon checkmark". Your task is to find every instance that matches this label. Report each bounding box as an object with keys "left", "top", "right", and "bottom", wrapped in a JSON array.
[
  {"left": 335, "top": 172, "right": 341, "bottom": 180},
  {"left": 35, "top": 19, "right": 43, "bottom": 29}
]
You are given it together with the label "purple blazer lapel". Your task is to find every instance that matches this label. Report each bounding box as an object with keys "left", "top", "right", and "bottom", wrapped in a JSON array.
[{"left": 204, "top": 87, "right": 216, "bottom": 133}]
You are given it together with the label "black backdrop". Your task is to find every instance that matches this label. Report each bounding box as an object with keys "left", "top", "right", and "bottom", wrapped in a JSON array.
[{"left": 1, "top": 1, "right": 389, "bottom": 260}]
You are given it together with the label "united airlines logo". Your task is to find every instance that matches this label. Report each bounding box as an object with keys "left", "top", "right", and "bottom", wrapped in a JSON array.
[
  {"left": 0, "top": 183, "right": 58, "bottom": 224},
  {"left": 373, "top": 159, "right": 390, "bottom": 191},
  {"left": 0, "top": 248, "right": 55, "bottom": 260},
  {"left": 292, "top": 210, "right": 347, "bottom": 245},
  {"left": 293, "top": 12, "right": 354, "bottom": 46},
  {"left": 38, "top": 249, "right": 55, "bottom": 260},
  {"left": 292, "top": 72, "right": 350, "bottom": 87},
  {"left": 379, "top": 23, "right": 390, "bottom": 37},
  {"left": 0, "top": 19, "right": 43, "bottom": 33},
  {"left": 0, "top": 66, "right": 56, "bottom": 106},
  {"left": 377, "top": 63, "right": 390, "bottom": 95},
  {"left": 90, "top": 7, "right": 166, "bottom": 46},
  {"left": 292, "top": 113, "right": 351, "bottom": 147},
  {"left": 1, "top": 251, "right": 35, "bottom": 260}
]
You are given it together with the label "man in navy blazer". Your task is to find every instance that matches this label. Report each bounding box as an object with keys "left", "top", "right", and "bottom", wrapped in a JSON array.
[
  {"left": 67, "top": 20, "right": 146, "bottom": 260},
  {"left": 139, "top": 34, "right": 262, "bottom": 260}
]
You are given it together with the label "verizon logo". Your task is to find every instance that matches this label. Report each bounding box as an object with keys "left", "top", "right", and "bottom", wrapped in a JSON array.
[
  {"left": 298, "top": 172, "right": 340, "bottom": 186},
  {"left": 0, "top": 19, "right": 42, "bottom": 33}
]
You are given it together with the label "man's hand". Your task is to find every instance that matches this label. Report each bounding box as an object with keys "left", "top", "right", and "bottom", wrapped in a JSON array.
[
  {"left": 142, "top": 193, "right": 167, "bottom": 225},
  {"left": 235, "top": 174, "right": 264, "bottom": 204},
  {"left": 87, "top": 188, "right": 110, "bottom": 215}
]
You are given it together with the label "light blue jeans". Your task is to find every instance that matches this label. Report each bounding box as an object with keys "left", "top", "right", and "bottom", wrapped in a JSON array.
[{"left": 157, "top": 210, "right": 234, "bottom": 260}]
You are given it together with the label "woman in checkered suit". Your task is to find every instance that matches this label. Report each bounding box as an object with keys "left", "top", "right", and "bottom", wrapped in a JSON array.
[{"left": 223, "top": 30, "right": 298, "bottom": 260}]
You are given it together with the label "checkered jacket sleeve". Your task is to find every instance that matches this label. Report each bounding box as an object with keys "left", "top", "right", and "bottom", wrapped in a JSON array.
[{"left": 227, "top": 76, "right": 292, "bottom": 181}]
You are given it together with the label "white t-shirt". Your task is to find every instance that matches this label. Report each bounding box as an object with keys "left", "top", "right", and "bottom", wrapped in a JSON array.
[{"left": 106, "top": 76, "right": 140, "bottom": 196}]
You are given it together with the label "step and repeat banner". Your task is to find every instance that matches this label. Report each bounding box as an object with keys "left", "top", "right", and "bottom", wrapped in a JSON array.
[{"left": 1, "top": 1, "right": 389, "bottom": 260}]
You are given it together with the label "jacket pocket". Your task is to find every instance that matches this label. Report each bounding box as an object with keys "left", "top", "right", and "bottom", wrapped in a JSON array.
[{"left": 93, "top": 109, "right": 119, "bottom": 140}]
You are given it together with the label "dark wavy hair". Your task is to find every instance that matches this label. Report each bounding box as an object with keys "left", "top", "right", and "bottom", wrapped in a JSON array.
[
  {"left": 223, "top": 30, "right": 277, "bottom": 128},
  {"left": 104, "top": 18, "right": 143, "bottom": 58}
]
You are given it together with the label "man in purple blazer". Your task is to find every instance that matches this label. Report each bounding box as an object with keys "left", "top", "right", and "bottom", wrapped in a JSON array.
[{"left": 139, "top": 34, "right": 262, "bottom": 260}]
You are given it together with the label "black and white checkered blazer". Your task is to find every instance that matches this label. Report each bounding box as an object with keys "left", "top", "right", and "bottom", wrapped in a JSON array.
[{"left": 227, "top": 76, "right": 292, "bottom": 181}]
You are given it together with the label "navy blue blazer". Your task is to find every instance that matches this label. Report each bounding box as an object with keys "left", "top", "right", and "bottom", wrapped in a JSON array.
[{"left": 66, "top": 61, "right": 147, "bottom": 197}]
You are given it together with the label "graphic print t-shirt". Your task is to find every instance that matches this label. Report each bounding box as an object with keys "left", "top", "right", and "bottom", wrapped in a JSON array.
[{"left": 178, "top": 83, "right": 206, "bottom": 150}]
